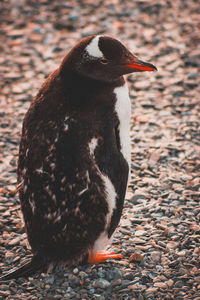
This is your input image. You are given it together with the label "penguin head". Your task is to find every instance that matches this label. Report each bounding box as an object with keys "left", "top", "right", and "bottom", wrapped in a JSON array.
[{"left": 60, "top": 35, "right": 157, "bottom": 82}]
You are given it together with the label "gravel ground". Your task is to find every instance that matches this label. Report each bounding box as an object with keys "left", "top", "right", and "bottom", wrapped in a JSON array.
[{"left": 0, "top": 0, "right": 200, "bottom": 299}]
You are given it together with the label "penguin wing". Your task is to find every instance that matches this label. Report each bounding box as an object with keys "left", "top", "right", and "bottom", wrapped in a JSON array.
[{"left": 91, "top": 122, "right": 129, "bottom": 238}]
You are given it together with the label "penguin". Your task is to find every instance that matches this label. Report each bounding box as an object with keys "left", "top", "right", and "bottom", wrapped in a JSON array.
[{"left": 0, "top": 35, "right": 157, "bottom": 280}]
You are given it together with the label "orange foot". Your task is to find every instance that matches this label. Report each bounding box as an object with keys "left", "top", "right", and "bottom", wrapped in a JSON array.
[{"left": 88, "top": 250, "right": 123, "bottom": 264}]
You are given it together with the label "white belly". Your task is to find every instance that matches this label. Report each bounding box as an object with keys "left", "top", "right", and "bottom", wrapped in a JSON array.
[
  {"left": 89, "top": 83, "right": 131, "bottom": 252},
  {"left": 114, "top": 82, "right": 131, "bottom": 168},
  {"left": 89, "top": 138, "right": 117, "bottom": 253}
]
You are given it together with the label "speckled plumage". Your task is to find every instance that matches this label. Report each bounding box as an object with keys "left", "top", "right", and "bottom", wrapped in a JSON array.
[
  {"left": 18, "top": 68, "right": 129, "bottom": 267},
  {"left": 1, "top": 35, "right": 156, "bottom": 280}
]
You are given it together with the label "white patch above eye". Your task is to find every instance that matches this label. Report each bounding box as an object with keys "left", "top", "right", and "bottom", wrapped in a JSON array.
[{"left": 86, "top": 36, "right": 103, "bottom": 58}]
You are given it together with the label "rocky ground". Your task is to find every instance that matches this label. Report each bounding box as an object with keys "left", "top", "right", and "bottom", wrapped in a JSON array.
[{"left": 0, "top": 0, "right": 200, "bottom": 299}]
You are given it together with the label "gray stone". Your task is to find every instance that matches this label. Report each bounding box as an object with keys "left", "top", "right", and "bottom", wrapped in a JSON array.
[
  {"left": 92, "top": 278, "right": 111, "bottom": 289},
  {"left": 73, "top": 267, "right": 79, "bottom": 275},
  {"left": 150, "top": 251, "right": 161, "bottom": 263},
  {"left": 44, "top": 275, "right": 55, "bottom": 284},
  {"left": 93, "top": 295, "right": 105, "bottom": 300},
  {"left": 106, "top": 267, "right": 122, "bottom": 280},
  {"left": 122, "top": 272, "right": 134, "bottom": 280},
  {"left": 111, "top": 278, "right": 122, "bottom": 286}
]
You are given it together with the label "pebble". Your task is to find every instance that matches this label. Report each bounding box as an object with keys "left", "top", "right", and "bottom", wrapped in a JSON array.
[
  {"left": 92, "top": 279, "right": 111, "bottom": 289},
  {"left": 0, "top": 290, "right": 11, "bottom": 296},
  {"left": 129, "top": 252, "right": 144, "bottom": 263},
  {"left": 123, "top": 272, "right": 134, "bottom": 281},
  {"left": 134, "top": 80, "right": 151, "bottom": 90},
  {"left": 177, "top": 249, "right": 187, "bottom": 256},
  {"left": 166, "top": 241, "right": 179, "bottom": 250},
  {"left": 135, "top": 230, "right": 146, "bottom": 237},
  {"left": 145, "top": 287, "right": 158, "bottom": 293},
  {"left": 93, "top": 295, "right": 105, "bottom": 300},
  {"left": 44, "top": 275, "right": 55, "bottom": 284},
  {"left": 5, "top": 251, "right": 15, "bottom": 258},
  {"left": 154, "top": 282, "right": 168, "bottom": 289},
  {"left": 111, "top": 279, "right": 122, "bottom": 286},
  {"left": 165, "top": 279, "right": 174, "bottom": 287},
  {"left": 181, "top": 174, "right": 193, "bottom": 182},
  {"left": 106, "top": 268, "right": 122, "bottom": 280},
  {"left": 128, "top": 284, "right": 146, "bottom": 291},
  {"left": 8, "top": 236, "right": 22, "bottom": 245},
  {"left": 73, "top": 267, "right": 79, "bottom": 275},
  {"left": 174, "top": 280, "right": 184, "bottom": 288},
  {"left": 150, "top": 251, "right": 161, "bottom": 263},
  {"left": 195, "top": 276, "right": 200, "bottom": 283}
]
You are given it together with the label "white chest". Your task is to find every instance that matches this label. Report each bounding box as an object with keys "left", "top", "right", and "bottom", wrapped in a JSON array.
[{"left": 114, "top": 83, "right": 131, "bottom": 167}]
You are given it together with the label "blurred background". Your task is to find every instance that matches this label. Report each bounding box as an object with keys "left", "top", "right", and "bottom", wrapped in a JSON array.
[{"left": 1, "top": 0, "right": 199, "bottom": 102}]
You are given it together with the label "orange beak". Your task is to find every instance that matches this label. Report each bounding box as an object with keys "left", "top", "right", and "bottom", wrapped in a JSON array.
[{"left": 126, "top": 60, "right": 157, "bottom": 72}]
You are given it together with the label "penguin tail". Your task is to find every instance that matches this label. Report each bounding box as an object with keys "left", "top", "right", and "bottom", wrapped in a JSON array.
[{"left": 0, "top": 255, "right": 43, "bottom": 281}]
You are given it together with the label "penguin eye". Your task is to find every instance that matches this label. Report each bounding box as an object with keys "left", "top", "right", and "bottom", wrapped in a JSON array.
[{"left": 101, "top": 58, "right": 109, "bottom": 64}]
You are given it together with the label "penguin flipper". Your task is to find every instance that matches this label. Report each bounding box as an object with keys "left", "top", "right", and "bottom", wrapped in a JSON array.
[{"left": 0, "top": 255, "right": 43, "bottom": 281}]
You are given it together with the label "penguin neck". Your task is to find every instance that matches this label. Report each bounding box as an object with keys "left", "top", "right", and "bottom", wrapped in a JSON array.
[
  {"left": 59, "top": 71, "right": 126, "bottom": 110},
  {"left": 61, "top": 71, "right": 125, "bottom": 92}
]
